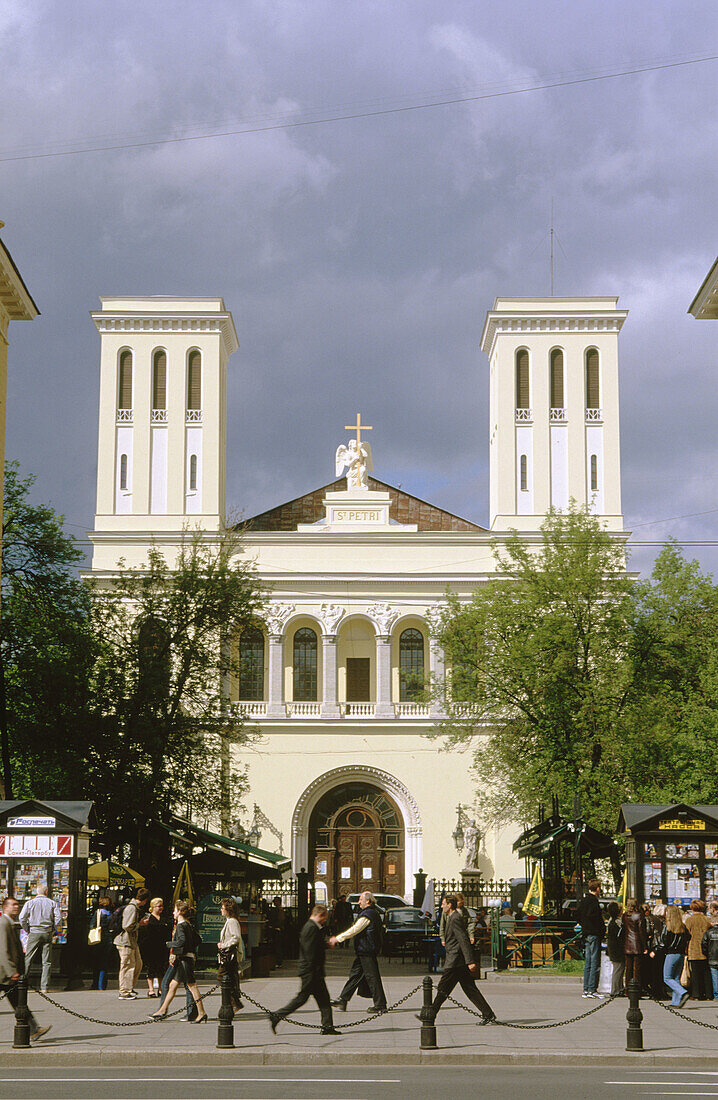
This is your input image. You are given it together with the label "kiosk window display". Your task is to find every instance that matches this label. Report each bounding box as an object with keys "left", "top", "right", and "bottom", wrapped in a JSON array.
[{"left": 619, "top": 804, "right": 718, "bottom": 905}]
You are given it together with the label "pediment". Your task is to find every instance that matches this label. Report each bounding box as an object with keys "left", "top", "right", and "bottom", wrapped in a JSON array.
[{"left": 241, "top": 477, "right": 485, "bottom": 533}]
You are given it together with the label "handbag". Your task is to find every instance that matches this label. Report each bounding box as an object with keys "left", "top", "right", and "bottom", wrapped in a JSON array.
[
  {"left": 680, "top": 956, "right": 690, "bottom": 989},
  {"left": 88, "top": 909, "right": 102, "bottom": 947}
]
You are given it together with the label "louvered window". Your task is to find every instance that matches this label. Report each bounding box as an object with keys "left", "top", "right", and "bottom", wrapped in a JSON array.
[
  {"left": 293, "top": 628, "right": 318, "bottom": 701},
  {"left": 399, "top": 628, "right": 424, "bottom": 702},
  {"left": 187, "top": 350, "right": 201, "bottom": 410},
  {"left": 118, "top": 350, "right": 133, "bottom": 409},
  {"left": 516, "top": 350, "right": 529, "bottom": 408},
  {"left": 550, "top": 349, "right": 564, "bottom": 408},
  {"left": 152, "top": 350, "right": 166, "bottom": 410},
  {"left": 239, "top": 627, "right": 265, "bottom": 701},
  {"left": 586, "top": 349, "right": 600, "bottom": 408}
]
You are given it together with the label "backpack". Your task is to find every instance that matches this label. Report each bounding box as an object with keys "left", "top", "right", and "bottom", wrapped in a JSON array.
[{"left": 108, "top": 904, "right": 127, "bottom": 937}]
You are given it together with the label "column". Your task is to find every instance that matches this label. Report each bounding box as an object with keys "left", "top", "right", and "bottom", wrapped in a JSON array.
[
  {"left": 267, "top": 634, "right": 285, "bottom": 717},
  {"left": 429, "top": 639, "right": 446, "bottom": 717},
  {"left": 376, "top": 634, "right": 393, "bottom": 718},
  {"left": 321, "top": 635, "right": 340, "bottom": 717}
]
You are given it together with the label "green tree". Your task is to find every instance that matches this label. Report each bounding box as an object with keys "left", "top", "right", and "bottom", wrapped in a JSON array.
[
  {"left": 87, "top": 528, "right": 266, "bottom": 866},
  {"left": 431, "top": 504, "right": 645, "bottom": 833},
  {"left": 0, "top": 462, "right": 94, "bottom": 799}
]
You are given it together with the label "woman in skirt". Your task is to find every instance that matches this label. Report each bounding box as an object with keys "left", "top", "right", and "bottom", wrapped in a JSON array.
[{"left": 150, "top": 900, "right": 207, "bottom": 1022}]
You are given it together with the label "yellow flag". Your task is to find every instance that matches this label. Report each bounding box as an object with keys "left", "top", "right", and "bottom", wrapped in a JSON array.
[
  {"left": 172, "top": 860, "right": 195, "bottom": 910},
  {"left": 619, "top": 868, "right": 627, "bottom": 909},
  {"left": 523, "top": 864, "right": 545, "bottom": 917}
]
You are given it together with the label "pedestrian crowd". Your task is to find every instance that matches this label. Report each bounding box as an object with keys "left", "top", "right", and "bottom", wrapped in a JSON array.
[{"left": 578, "top": 877, "right": 718, "bottom": 1008}]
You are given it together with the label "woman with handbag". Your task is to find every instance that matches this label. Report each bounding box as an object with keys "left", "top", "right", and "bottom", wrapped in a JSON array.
[
  {"left": 217, "top": 897, "right": 245, "bottom": 1012},
  {"left": 621, "top": 898, "right": 648, "bottom": 992},
  {"left": 660, "top": 904, "right": 689, "bottom": 1007},
  {"left": 150, "top": 900, "right": 207, "bottom": 1022},
  {"left": 685, "top": 899, "right": 713, "bottom": 1000},
  {"left": 89, "top": 895, "right": 113, "bottom": 990}
]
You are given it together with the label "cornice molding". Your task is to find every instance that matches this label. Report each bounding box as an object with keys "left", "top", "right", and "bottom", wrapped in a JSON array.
[
  {"left": 481, "top": 310, "right": 628, "bottom": 357},
  {"left": 91, "top": 311, "right": 239, "bottom": 356}
]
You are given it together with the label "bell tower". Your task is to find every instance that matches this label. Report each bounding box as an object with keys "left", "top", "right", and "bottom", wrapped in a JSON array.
[
  {"left": 90, "top": 297, "right": 238, "bottom": 559},
  {"left": 481, "top": 297, "right": 627, "bottom": 531}
]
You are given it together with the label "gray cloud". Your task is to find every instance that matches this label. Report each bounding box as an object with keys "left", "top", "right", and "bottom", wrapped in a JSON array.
[{"left": 2, "top": 0, "right": 718, "bottom": 575}]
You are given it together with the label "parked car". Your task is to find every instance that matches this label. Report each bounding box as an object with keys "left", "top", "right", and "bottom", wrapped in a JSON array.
[
  {"left": 382, "top": 906, "right": 431, "bottom": 957},
  {"left": 347, "top": 892, "right": 407, "bottom": 918}
]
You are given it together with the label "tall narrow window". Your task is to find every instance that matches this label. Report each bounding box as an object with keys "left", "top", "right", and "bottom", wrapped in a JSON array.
[
  {"left": 520, "top": 454, "right": 528, "bottom": 491},
  {"left": 586, "top": 349, "right": 600, "bottom": 408},
  {"left": 239, "top": 626, "right": 265, "bottom": 701},
  {"left": 399, "top": 628, "right": 424, "bottom": 702},
  {"left": 550, "top": 349, "right": 564, "bottom": 408},
  {"left": 119, "top": 453, "right": 128, "bottom": 490},
  {"left": 187, "top": 350, "right": 201, "bottom": 410},
  {"left": 590, "top": 454, "right": 598, "bottom": 492},
  {"left": 152, "top": 350, "right": 167, "bottom": 410},
  {"left": 118, "top": 350, "right": 133, "bottom": 409},
  {"left": 293, "top": 628, "right": 317, "bottom": 701},
  {"left": 189, "top": 454, "right": 198, "bottom": 491},
  {"left": 516, "top": 349, "right": 530, "bottom": 409}
]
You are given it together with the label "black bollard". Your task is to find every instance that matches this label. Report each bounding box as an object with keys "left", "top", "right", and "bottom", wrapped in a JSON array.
[
  {"left": 625, "top": 978, "right": 644, "bottom": 1052},
  {"left": 216, "top": 971, "right": 235, "bottom": 1049},
  {"left": 12, "top": 976, "right": 31, "bottom": 1049},
  {"left": 419, "top": 975, "right": 437, "bottom": 1049}
]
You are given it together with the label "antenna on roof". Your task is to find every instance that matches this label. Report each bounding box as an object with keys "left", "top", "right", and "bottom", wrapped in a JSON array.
[{"left": 549, "top": 197, "right": 555, "bottom": 296}]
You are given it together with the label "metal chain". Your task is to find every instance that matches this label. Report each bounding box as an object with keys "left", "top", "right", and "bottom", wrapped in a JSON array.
[
  {"left": 650, "top": 994, "right": 718, "bottom": 1031},
  {"left": 241, "top": 983, "right": 424, "bottom": 1031},
  {"left": 447, "top": 991, "right": 619, "bottom": 1029},
  {"left": 31, "top": 983, "right": 220, "bottom": 1027}
]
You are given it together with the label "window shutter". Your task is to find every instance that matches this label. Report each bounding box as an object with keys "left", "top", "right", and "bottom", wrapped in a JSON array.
[
  {"left": 187, "top": 351, "right": 201, "bottom": 410},
  {"left": 516, "top": 350, "right": 529, "bottom": 408},
  {"left": 118, "top": 351, "right": 132, "bottom": 409},
  {"left": 550, "top": 349, "right": 564, "bottom": 408},
  {"left": 586, "top": 349, "right": 600, "bottom": 408},
  {"left": 152, "top": 350, "right": 166, "bottom": 410}
]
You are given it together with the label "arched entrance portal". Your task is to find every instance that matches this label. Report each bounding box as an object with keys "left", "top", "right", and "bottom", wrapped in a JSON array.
[{"left": 309, "top": 782, "right": 404, "bottom": 899}]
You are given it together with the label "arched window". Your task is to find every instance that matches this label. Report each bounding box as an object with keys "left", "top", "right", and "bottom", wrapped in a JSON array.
[
  {"left": 118, "top": 349, "right": 133, "bottom": 409},
  {"left": 189, "top": 454, "right": 198, "bottom": 492},
  {"left": 293, "top": 627, "right": 317, "bottom": 701},
  {"left": 152, "top": 349, "right": 166, "bottom": 410},
  {"left": 399, "top": 628, "right": 424, "bottom": 702},
  {"left": 137, "top": 617, "right": 170, "bottom": 705},
  {"left": 239, "top": 626, "right": 264, "bottom": 701},
  {"left": 550, "top": 348, "right": 564, "bottom": 408},
  {"left": 187, "top": 350, "right": 202, "bottom": 410},
  {"left": 586, "top": 348, "right": 600, "bottom": 409},
  {"left": 520, "top": 454, "right": 528, "bottom": 492},
  {"left": 119, "top": 453, "right": 128, "bottom": 491},
  {"left": 590, "top": 454, "right": 598, "bottom": 492},
  {"left": 516, "top": 349, "right": 530, "bottom": 409}
]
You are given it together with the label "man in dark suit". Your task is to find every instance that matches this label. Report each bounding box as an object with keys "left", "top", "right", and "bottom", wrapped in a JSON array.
[
  {"left": 418, "top": 895, "right": 496, "bottom": 1025},
  {"left": 267, "top": 903, "right": 340, "bottom": 1035},
  {"left": 330, "top": 890, "right": 387, "bottom": 1012}
]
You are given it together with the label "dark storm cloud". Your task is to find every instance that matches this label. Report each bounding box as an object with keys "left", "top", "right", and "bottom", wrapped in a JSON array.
[{"left": 1, "top": 1, "right": 717, "bottom": 571}]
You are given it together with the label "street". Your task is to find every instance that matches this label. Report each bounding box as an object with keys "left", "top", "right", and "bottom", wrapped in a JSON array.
[{"left": 5, "top": 1066, "right": 718, "bottom": 1099}]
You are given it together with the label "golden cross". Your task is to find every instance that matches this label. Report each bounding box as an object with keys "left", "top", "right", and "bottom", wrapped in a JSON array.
[{"left": 344, "top": 412, "right": 373, "bottom": 448}]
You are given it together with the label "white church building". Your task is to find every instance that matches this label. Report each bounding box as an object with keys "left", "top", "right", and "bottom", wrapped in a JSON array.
[{"left": 88, "top": 294, "right": 627, "bottom": 899}]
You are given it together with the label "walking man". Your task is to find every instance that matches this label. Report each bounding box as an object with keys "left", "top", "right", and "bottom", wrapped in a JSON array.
[
  {"left": 0, "top": 897, "right": 51, "bottom": 1041},
  {"left": 114, "top": 887, "right": 150, "bottom": 999},
  {"left": 417, "top": 895, "right": 496, "bottom": 1026},
  {"left": 267, "top": 903, "right": 340, "bottom": 1035},
  {"left": 330, "top": 890, "right": 387, "bottom": 1013},
  {"left": 577, "top": 878, "right": 606, "bottom": 998},
  {"left": 19, "top": 885, "right": 61, "bottom": 992}
]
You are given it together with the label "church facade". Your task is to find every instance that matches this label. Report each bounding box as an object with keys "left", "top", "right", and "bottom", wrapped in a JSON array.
[{"left": 88, "top": 294, "right": 627, "bottom": 899}]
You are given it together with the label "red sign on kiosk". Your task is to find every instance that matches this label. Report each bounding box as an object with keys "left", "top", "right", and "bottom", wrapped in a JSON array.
[{"left": 0, "top": 834, "right": 73, "bottom": 858}]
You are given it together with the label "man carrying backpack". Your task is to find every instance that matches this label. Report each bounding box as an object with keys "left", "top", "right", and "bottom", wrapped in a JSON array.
[{"left": 113, "top": 888, "right": 150, "bottom": 999}]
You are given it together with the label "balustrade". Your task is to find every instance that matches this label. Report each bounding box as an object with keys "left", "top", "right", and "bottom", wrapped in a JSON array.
[
  {"left": 394, "top": 702, "right": 430, "bottom": 718},
  {"left": 341, "top": 702, "right": 376, "bottom": 718},
  {"left": 285, "top": 701, "right": 321, "bottom": 717},
  {"left": 585, "top": 407, "right": 602, "bottom": 422}
]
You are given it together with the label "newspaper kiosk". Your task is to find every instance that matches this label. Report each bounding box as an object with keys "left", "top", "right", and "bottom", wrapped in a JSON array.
[
  {"left": 0, "top": 799, "right": 96, "bottom": 984},
  {"left": 618, "top": 803, "right": 718, "bottom": 906}
]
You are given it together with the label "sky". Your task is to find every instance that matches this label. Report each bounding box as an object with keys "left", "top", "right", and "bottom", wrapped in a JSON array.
[{"left": 1, "top": 0, "right": 718, "bottom": 577}]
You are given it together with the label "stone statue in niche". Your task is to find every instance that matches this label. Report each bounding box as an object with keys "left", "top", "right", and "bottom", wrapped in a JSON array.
[
  {"left": 335, "top": 438, "right": 373, "bottom": 490},
  {"left": 462, "top": 820, "right": 482, "bottom": 871}
]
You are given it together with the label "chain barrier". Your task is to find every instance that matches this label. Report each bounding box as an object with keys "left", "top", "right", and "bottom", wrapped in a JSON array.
[
  {"left": 241, "top": 984, "right": 424, "bottom": 1030},
  {"left": 447, "top": 990, "right": 620, "bottom": 1029},
  {"left": 30, "top": 983, "right": 220, "bottom": 1027},
  {"left": 649, "top": 993, "right": 718, "bottom": 1031}
]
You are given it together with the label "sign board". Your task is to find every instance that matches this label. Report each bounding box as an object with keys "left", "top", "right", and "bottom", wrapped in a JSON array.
[
  {"left": 658, "top": 818, "right": 706, "bottom": 831},
  {"left": 197, "top": 892, "right": 225, "bottom": 945},
  {"left": 7, "top": 816, "right": 56, "bottom": 829},
  {"left": 77, "top": 836, "right": 90, "bottom": 859},
  {"left": 0, "top": 834, "right": 73, "bottom": 858}
]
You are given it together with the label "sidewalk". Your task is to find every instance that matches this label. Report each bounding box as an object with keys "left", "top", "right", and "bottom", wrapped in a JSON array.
[{"left": 3, "top": 974, "right": 718, "bottom": 1066}]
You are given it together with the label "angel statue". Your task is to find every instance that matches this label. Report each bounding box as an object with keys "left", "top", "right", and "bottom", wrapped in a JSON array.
[{"left": 335, "top": 437, "right": 373, "bottom": 490}]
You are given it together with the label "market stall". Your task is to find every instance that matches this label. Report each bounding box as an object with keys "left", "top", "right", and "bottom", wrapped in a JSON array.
[{"left": 619, "top": 803, "right": 718, "bottom": 906}]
